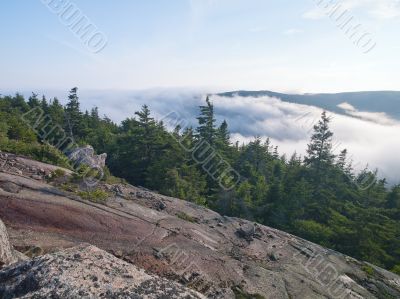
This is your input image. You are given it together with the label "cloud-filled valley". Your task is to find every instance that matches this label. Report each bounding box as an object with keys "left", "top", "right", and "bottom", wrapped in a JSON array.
[{"left": 17, "top": 88, "right": 400, "bottom": 185}]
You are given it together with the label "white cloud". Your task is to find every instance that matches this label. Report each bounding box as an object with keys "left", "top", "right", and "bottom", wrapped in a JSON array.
[
  {"left": 337, "top": 102, "right": 357, "bottom": 112},
  {"left": 208, "top": 95, "right": 400, "bottom": 184},
  {"left": 338, "top": 102, "right": 399, "bottom": 126},
  {"left": 303, "top": 0, "right": 400, "bottom": 20}
]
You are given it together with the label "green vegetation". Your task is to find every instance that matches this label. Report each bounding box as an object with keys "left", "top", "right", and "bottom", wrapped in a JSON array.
[
  {"left": 77, "top": 189, "right": 109, "bottom": 203},
  {"left": 392, "top": 265, "right": 400, "bottom": 275},
  {"left": 0, "top": 94, "right": 71, "bottom": 168},
  {"left": 362, "top": 265, "right": 375, "bottom": 276},
  {"left": 232, "top": 286, "right": 265, "bottom": 299},
  {"left": 1, "top": 88, "right": 400, "bottom": 274},
  {"left": 59, "top": 182, "right": 78, "bottom": 193},
  {"left": 46, "top": 169, "right": 67, "bottom": 182},
  {"left": 176, "top": 212, "right": 197, "bottom": 223}
]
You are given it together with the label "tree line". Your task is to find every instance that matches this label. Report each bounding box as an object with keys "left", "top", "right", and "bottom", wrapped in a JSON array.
[{"left": 0, "top": 88, "right": 399, "bottom": 274}]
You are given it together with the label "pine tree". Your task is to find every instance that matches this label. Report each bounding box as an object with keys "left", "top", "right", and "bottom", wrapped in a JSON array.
[
  {"left": 40, "top": 96, "right": 49, "bottom": 114},
  {"left": 196, "top": 96, "right": 216, "bottom": 146},
  {"left": 305, "top": 111, "right": 335, "bottom": 174},
  {"left": 386, "top": 185, "right": 400, "bottom": 209},
  {"left": 65, "top": 87, "right": 83, "bottom": 138},
  {"left": 273, "top": 146, "right": 279, "bottom": 159},
  {"left": 90, "top": 107, "right": 100, "bottom": 121},
  {"left": 216, "top": 119, "right": 232, "bottom": 161},
  {"left": 337, "top": 149, "right": 348, "bottom": 170},
  {"left": 217, "top": 120, "right": 230, "bottom": 146},
  {"left": 135, "top": 104, "right": 153, "bottom": 127},
  {"left": 135, "top": 104, "right": 158, "bottom": 166},
  {"left": 27, "top": 93, "right": 40, "bottom": 108},
  {"left": 48, "top": 98, "right": 64, "bottom": 124}
]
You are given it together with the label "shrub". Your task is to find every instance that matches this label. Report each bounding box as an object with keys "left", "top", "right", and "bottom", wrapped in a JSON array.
[
  {"left": 0, "top": 139, "right": 70, "bottom": 169},
  {"left": 176, "top": 211, "right": 197, "bottom": 223},
  {"left": 71, "top": 164, "right": 104, "bottom": 184},
  {"left": 59, "top": 182, "right": 78, "bottom": 193},
  {"left": 46, "top": 169, "right": 67, "bottom": 181},
  {"left": 232, "top": 286, "right": 265, "bottom": 299},
  {"left": 391, "top": 265, "right": 400, "bottom": 275},
  {"left": 362, "top": 265, "right": 375, "bottom": 276},
  {"left": 102, "top": 166, "right": 126, "bottom": 184},
  {"left": 294, "top": 220, "right": 334, "bottom": 247},
  {"left": 78, "top": 189, "right": 109, "bottom": 203}
]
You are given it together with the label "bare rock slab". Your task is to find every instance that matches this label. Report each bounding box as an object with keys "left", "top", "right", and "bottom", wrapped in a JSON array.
[{"left": 0, "top": 244, "right": 205, "bottom": 299}]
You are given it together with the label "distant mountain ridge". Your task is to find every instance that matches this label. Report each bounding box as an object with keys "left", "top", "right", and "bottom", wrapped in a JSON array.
[{"left": 218, "top": 90, "right": 400, "bottom": 120}]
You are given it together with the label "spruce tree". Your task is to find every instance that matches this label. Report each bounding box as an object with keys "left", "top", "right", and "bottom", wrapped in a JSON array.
[
  {"left": 304, "top": 111, "right": 335, "bottom": 174},
  {"left": 217, "top": 120, "right": 230, "bottom": 146},
  {"left": 27, "top": 93, "right": 40, "bottom": 108},
  {"left": 65, "top": 87, "right": 83, "bottom": 138},
  {"left": 196, "top": 96, "right": 216, "bottom": 146},
  {"left": 386, "top": 185, "right": 400, "bottom": 209},
  {"left": 337, "top": 149, "right": 348, "bottom": 171}
]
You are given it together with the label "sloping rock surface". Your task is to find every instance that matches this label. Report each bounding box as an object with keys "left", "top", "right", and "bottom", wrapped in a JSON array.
[
  {"left": 0, "top": 153, "right": 399, "bottom": 298},
  {"left": 0, "top": 151, "right": 72, "bottom": 180},
  {"left": 0, "top": 244, "right": 205, "bottom": 299}
]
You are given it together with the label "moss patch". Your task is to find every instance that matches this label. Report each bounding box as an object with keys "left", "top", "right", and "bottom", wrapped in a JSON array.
[
  {"left": 78, "top": 189, "right": 109, "bottom": 203},
  {"left": 176, "top": 212, "right": 197, "bottom": 223}
]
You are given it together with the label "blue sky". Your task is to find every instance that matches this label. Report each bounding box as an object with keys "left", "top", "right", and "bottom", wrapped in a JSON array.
[{"left": 1, "top": 0, "right": 400, "bottom": 92}]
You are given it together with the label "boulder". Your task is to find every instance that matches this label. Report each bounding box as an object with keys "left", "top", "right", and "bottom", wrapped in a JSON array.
[
  {"left": 0, "top": 244, "right": 205, "bottom": 299},
  {"left": 0, "top": 219, "right": 26, "bottom": 268},
  {"left": 68, "top": 145, "right": 107, "bottom": 169},
  {"left": 236, "top": 223, "right": 255, "bottom": 241},
  {"left": 0, "top": 219, "right": 16, "bottom": 267}
]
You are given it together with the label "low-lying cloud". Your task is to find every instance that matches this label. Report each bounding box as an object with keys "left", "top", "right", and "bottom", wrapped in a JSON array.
[
  {"left": 338, "top": 102, "right": 399, "bottom": 126},
  {"left": 210, "top": 95, "right": 400, "bottom": 184},
  {"left": 14, "top": 88, "right": 400, "bottom": 185}
]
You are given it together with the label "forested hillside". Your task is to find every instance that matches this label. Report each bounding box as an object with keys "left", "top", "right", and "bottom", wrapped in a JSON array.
[{"left": 1, "top": 88, "right": 400, "bottom": 274}]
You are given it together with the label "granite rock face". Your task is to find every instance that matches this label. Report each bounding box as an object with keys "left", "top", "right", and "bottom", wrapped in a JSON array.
[
  {"left": 0, "top": 219, "right": 16, "bottom": 268},
  {"left": 1, "top": 154, "right": 400, "bottom": 298},
  {"left": 0, "top": 244, "right": 205, "bottom": 299},
  {"left": 0, "top": 151, "right": 72, "bottom": 181},
  {"left": 0, "top": 219, "right": 26, "bottom": 269}
]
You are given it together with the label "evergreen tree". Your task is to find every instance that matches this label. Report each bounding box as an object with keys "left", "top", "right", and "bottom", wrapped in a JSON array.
[
  {"left": 1, "top": 90, "right": 400, "bottom": 274},
  {"left": 386, "top": 185, "right": 400, "bottom": 209},
  {"left": 304, "top": 111, "right": 335, "bottom": 186},
  {"left": 217, "top": 120, "right": 230, "bottom": 146},
  {"left": 27, "top": 93, "right": 40, "bottom": 108},
  {"left": 196, "top": 96, "right": 216, "bottom": 146},
  {"left": 40, "top": 96, "right": 49, "bottom": 114},
  {"left": 65, "top": 87, "right": 82, "bottom": 138},
  {"left": 305, "top": 111, "right": 335, "bottom": 168},
  {"left": 48, "top": 98, "right": 64, "bottom": 125},
  {"left": 337, "top": 149, "right": 348, "bottom": 170}
]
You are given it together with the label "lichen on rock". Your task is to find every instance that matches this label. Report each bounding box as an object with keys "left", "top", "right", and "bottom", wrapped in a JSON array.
[{"left": 0, "top": 244, "right": 205, "bottom": 299}]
